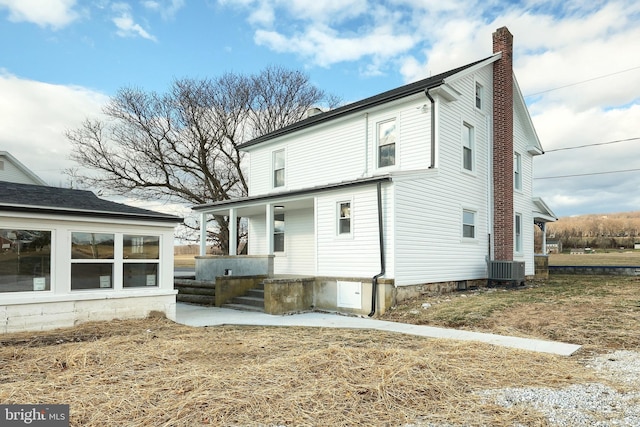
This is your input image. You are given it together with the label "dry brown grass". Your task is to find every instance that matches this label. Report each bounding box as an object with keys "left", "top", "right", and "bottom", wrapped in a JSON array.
[
  {"left": 2, "top": 275, "right": 638, "bottom": 426},
  {"left": 382, "top": 275, "right": 640, "bottom": 354},
  {"left": 0, "top": 316, "right": 599, "bottom": 427}
]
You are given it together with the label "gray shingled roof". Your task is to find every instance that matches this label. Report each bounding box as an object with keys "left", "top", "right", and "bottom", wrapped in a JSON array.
[
  {"left": 0, "top": 181, "right": 182, "bottom": 223},
  {"left": 238, "top": 56, "right": 492, "bottom": 150}
]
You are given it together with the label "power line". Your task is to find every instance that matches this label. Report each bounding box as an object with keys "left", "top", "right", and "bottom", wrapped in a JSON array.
[
  {"left": 525, "top": 65, "right": 640, "bottom": 97},
  {"left": 534, "top": 168, "right": 640, "bottom": 180},
  {"left": 545, "top": 137, "right": 640, "bottom": 152}
]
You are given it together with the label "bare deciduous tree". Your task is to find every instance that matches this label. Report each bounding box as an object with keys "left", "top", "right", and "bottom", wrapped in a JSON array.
[{"left": 66, "top": 66, "right": 339, "bottom": 253}]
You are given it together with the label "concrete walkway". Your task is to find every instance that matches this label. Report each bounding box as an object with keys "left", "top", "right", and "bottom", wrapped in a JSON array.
[{"left": 175, "top": 303, "right": 581, "bottom": 356}]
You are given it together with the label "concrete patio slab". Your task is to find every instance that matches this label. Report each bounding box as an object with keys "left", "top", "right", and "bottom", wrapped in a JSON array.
[{"left": 175, "top": 303, "right": 581, "bottom": 356}]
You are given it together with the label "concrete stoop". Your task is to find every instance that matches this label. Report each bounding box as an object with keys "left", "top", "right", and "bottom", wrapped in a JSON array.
[{"left": 222, "top": 284, "right": 265, "bottom": 312}]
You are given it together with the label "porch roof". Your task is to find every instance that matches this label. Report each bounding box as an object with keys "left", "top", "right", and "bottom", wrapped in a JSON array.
[
  {"left": 533, "top": 197, "right": 558, "bottom": 223},
  {"left": 193, "top": 175, "right": 391, "bottom": 216}
]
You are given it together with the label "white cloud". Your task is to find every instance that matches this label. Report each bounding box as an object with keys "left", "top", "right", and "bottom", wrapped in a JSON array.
[
  {"left": 0, "top": 71, "right": 108, "bottom": 186},
  {"left": 0, "top": 0, "right": 79, "bottom": 29},
  {"left": 220, "top": 0, "right": 640, "bottom": 217},
  {"left": 142, "top": 0, "right": 185, "bottom": 20},
  {"left": 112, "top": 2, "right": 157, "bottom": 41}
]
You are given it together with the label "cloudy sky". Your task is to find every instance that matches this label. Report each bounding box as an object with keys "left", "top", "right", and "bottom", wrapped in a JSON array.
[{"left": 1, "top": 0, "right": 639, "bottom": 218}]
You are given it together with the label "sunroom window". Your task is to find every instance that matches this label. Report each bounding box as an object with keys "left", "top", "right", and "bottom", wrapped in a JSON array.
[{"left": 0, "top": 229, "right": 51, "bottom": 292}]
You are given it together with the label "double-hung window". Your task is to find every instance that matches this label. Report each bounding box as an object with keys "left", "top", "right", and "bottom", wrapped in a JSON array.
[
  {"left": 123, "top": 235, "right": 160, "bottom": 287},
  {"left": 274, "top": 213, "right": 285, "bottom": 252},
  {"left": 475, "top": 82, "right": 483, "bottom": 109},
  {"left": 71, "top": 232, "right": 115, "bottom": 290},
  {"left": 273, "top": 149, "right": 285, "bottom": 188},
  {"left": 462, "top": 210, "right": 476, "bottom": 239},
  {"left": 515, "top": 213, "right": 523, "bottom": 253},
  {"left": 462, "top": 123, "right": 474, "bottom": 171},
  {"left": 514, "top": 152, "right": 522, "bottom": 191},
  {"left": 338, "top": 202, "right": 351, "bottom": 235},
  {"left": 378, "top": 119, "right": 396, "bottom": 168}
]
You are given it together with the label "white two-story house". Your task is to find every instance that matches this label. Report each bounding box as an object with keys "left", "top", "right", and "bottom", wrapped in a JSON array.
[{"left": 194, "top": 27, "right": 556, "bottom": 316}]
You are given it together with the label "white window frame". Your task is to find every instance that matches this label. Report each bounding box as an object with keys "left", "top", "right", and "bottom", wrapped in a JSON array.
[
  {"left": 515, "top": 213, "right": 523, "bottom": 254},
  {"left": 273, "top": 149, "right": 285, "bottom": 188},
  {"left": 514, "top": 151, "right": 522, "bottom": 191},
  {"left": 377, "top": 118, "right": 397, "bottom": 168},
  {"left": 273, "top": 212, "right": 285, "bottom": 253},
  {"left": 462, "top": 122, "right": 474, "bottom": 172},
  {"left": 337, "top": 200, "right": 353, "bottom": 236},
  {"left": 0, "top": 228, "right": 52, "bottom": 293},
  {"left": 70, "top": 232, "right": 162, "bottom": 291},
  {"left": 462, "top": 209, "right": 476, "bottom": 239},
  {"left": 475, "top": 82, "right": 483, "bottom": 110}
]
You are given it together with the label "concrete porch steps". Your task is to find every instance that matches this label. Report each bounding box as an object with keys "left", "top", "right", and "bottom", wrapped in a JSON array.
[{"left": 222, "top": 284, "right": 265, "bottom": 312}]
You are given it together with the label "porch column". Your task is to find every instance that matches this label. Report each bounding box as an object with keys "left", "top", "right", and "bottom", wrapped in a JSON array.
[
  {"left": 229, "top": 208, "right": 238, "bottom": 255},
  {"left": 541, "top": 222, "right": 547, "bottom": 255},
  {"left": 266, "top": 203, "right": 274, "bottom": 255},
  {"left": 199, "top": 212, "right": 207, "bottom": 256}
]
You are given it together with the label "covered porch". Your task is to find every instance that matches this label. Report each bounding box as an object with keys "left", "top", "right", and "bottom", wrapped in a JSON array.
[
  {"left": 190, "top": 176, "right": 393, "bottom": 316},
  {"left": 533, "top": 197, "right": 558, "bottom": 279}
]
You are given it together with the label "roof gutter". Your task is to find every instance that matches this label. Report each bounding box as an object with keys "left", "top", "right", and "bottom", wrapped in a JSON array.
[{"left": 369, "top": 181, "right": 385, "bottom": 317}]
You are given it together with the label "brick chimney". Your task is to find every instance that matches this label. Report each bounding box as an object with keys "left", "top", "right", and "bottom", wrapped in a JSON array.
[{"left": 492, "top": 27, "right": 514, "bottom": 261}]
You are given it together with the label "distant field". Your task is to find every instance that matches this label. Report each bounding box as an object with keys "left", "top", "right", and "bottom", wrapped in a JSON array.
[
  {"left": 174, "top": 252, "right": 640, "bottom": 268},
  {"left": 174, "top": 254, "right": 196, "bottom": 267},
  {"left": 549, "top": 251, "right": 640, "bottom": 266}
]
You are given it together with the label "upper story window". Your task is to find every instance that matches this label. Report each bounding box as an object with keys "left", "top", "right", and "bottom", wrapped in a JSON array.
[
  {"left": 0, "top": 229, "right": 51, "bottom": 293},
  {"left": 515, "top": 213, "right": 523, "bottom": 253},
  {"left": 338, "top": 202, "right": 351, "bottom": 235},
  {"left": 377, "top": 119, "right": 396, "bottom": 168},
  {"left": 273, "top": 149, "right": 285, "bottom": 188},
  {"left": 475, "top": 82, "right": 483, "bottom": 109},
  {"left": 462, "top": 122, "right": 474, "bottom": 172},
  {"left": 462, "top": 209, "right": 476, "bottom": 239},
  {"left": 514, "top": 152, "right": 522, "bottom": 191}
]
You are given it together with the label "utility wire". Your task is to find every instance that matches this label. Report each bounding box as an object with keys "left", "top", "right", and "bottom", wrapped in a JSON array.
[
  {"left": 546, "top": 137, "right": 640, "bottom": 152},
  {"left": 525, "top": 65, "right": 640, "bottom": 96},
  {"left": 535, "top": 168, "right": 640, "bottom": 180}
]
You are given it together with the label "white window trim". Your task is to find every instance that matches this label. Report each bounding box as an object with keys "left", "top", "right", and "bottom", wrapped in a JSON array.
[
  {"left": 272, "top": 148, "right": 286, "bottom": 189},
  {"left": 376, "top": 117, "right": 398, "bottom": 170},
  {"left": 273, "top": 212, "right": 285, "bottom": 253},
  {"left": 515, "top": 213, "right": 523, "bottom": 254},
  {"left": 70, "top": 232, "right": 162, "bottom": 292},
  {"left": 462, "top": 121, "right": 475, "bottom": 174},
  {"left": 514, "top": 151, "right": 522, "bottom": 191},
  {"left": 462, "top": 208, "right": 477, "bottom": 241},
  {"left": 475, "top": 81, "right": 483, "bottom": 111},
  {"left": 336, "top": 199, "right": 354, "bottom": 238}
]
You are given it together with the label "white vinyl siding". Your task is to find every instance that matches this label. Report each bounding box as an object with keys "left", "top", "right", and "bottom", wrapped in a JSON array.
[
  {"left": 316, "top": 186, "right": 391, "bottom": 277},
  {"left": 247, "top": 208, "right": 315, "bottom": 275},
  {"left": 393, "top": 72, "right": 490, "bottom": 286},
  {"left": 513, "top": 101, "right": 538, "bottom": 275}
]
